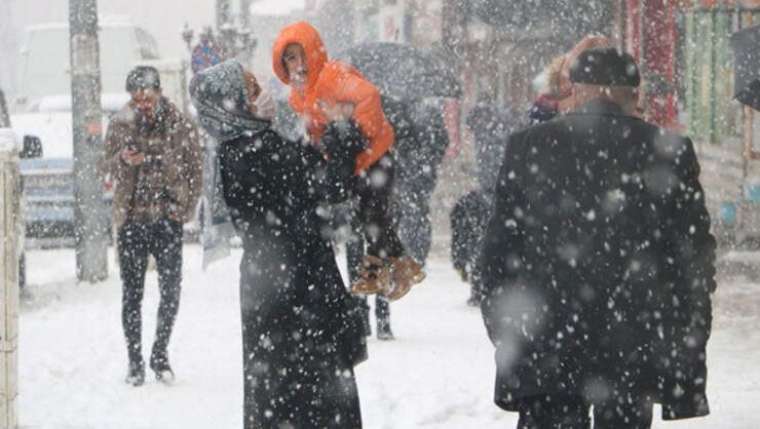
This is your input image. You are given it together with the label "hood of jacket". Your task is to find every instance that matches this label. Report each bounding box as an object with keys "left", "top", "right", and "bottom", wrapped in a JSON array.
[{"left": 272, "top": 21, "right": 327, "bottom": 92}]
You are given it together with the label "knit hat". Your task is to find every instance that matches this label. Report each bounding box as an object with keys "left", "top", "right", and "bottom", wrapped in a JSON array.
[
  {"left": 569, "top": 47, "right": 641, "bottom": 87},
  {"left": 126, "top": 66, "right": 161, "bottom": 93}
]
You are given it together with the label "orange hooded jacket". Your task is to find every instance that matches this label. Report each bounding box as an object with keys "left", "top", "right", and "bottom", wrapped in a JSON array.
[{"left": 272, "top": 21, "right": 395, "bottom": 174}]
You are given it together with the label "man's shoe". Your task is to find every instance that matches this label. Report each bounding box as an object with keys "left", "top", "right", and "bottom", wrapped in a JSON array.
[
  {"left": 153, "top": 365, "right": 175, "bottom": 384},
  {"left": 150, "top": 352, "right": 175, "bottom": 384},
  {"left": 376, "top": 319, "right": 395, "bottom": 341},
  {"left": 384, "top": 256, "right": 425, "bottom": 301},
  {"left": 351, "top": 255, "right": 392, "bottom": 296},
  {"left": 125, "top": 361, "right": 145, "bottom": 386}
]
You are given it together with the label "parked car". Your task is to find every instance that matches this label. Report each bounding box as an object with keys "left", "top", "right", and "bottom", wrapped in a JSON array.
[
  {"left": 10, "top": 96, "right": 123, "bottom": 248},
  {"left": 14, "top": 16, "right": 160, "bottom": 112},
  {"left": 1, "top": 88, "right": 43, "bottom": 287}
]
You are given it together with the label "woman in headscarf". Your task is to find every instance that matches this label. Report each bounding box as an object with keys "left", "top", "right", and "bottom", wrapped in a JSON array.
[{"left": 190, "top": 60, "right": 366, "bottom": 429}]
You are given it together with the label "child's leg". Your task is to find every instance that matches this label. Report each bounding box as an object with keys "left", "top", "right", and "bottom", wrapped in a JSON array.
[
  {"left": 354, "top": 156, "right": 405, "bottom": 260},
  {"left": 354, "top": 156, "right": 425, "bottom": 301}
]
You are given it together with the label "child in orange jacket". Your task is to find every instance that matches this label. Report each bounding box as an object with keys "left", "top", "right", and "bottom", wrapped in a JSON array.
[{"left": 272, "top": 21, "right": 424, "bottom": 300}]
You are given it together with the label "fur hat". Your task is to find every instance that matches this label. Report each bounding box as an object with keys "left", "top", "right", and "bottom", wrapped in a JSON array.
[{"left": 569, "top": 47, "right": 641, "bottom": 87}]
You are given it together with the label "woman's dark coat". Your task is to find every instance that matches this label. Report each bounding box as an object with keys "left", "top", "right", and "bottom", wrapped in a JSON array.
[
  {"left": 191, "top": 59, "right": 366, "bottom": 429},
  {"left": 219, "top": 127, "right": 366, "bottom": 428}
]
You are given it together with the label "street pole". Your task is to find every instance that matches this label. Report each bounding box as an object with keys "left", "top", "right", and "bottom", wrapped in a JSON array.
[
  {"left": 240, "top": 0, "right": 252, "bottom": 29},
  {"left": 69, "top": 0, "right": 108, "bottom": 282},
  {"left": 216, "top": 0, "right": 232, "bottom": 32}
]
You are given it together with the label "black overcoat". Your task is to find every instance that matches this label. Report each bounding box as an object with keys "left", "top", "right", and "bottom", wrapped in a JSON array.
[
  {"left": 479, "top": 99, "right": 716, "bottom": 420},
  {"left": 219, "top": 126, "right": 366, "bottom": 429}
]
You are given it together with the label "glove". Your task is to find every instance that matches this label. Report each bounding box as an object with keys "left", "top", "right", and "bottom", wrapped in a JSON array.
[
  {"left": 322, "top": 120, "right": 366, "bottom": 164},
  {"left": 317, "top": 120, "right": 367, "bottom": 203}
]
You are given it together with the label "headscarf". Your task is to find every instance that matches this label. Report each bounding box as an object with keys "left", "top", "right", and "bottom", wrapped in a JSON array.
[{"left": 189, "top": 60, "right": 271, "bottom": 142}]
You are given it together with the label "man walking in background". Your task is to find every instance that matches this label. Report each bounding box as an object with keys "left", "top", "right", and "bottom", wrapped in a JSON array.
[
  {"left": 104, "top": 66, "right": 202, "bottom": 386},
  {"left": 479, "top": 48, "right": 716, "bottom": 427}
]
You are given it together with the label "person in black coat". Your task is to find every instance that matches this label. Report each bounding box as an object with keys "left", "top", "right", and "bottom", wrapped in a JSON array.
[
  {"left": 393, "top": 98, "right": 451, "bottom": 265},
  {"left": 190, "top": 60, "right": 367, "bottom": 429},
  {"left": 450, "top": 189, "right": 490, "bottom": 305},
  {"left": 479, "top": 48, "right": 716, "bottom": 428},
  {"left": 466, "top": 98, "right": 517, "bottom": 194},
  {"left": 450, "top": 99, "right": 515, "bottom": 306}
]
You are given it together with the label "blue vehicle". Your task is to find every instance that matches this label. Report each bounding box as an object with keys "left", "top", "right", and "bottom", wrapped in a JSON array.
[
  {"left": 11, "top": 99, "right": 119, "bottom": 248},
  {"left": 19, "top": 158, "right": 114, "bottom": 247}
]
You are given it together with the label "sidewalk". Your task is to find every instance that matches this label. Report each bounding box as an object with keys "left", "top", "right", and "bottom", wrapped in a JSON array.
[{"left": 16, "top": 245, "right": 760, "bottom": 428}]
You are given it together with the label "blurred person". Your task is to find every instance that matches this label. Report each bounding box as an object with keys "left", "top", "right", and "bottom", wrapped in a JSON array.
[
  {"left": 479, "top": 48, "right": 716, "bottom": 428},
  {"left": 390, "top": 98, "right": 450, "bottom": 266},
  {"left": 450, "top": 97, "right": 515, "bottom": 306},
  {"left": 450, "top": 188, "right": 490, "bottom": 306},
  {"left": 466, "top": 97, "right": 519, "bottom": 195},
  {"left": 352, "top": 97, "right": 450, "bottom": 339},
  {"left": 190, "top": 60, "right": 367, "bottom": 429},
  {"left": 529, "top": 35, "right": 612, "bottom": 124},
  {"left": 104, "top": 66, "right": 203, "bottom": 385},
  {"left": 528, "top": 55, "right": 564, "bottom": 125},
  {"left": 272, "top": 21, "right": 425, "bottom": 303}
]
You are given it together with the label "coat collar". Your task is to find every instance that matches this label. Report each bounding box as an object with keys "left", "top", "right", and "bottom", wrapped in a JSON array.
[{"left": 566, "top": 98, "right": 636, "bottom": 120}]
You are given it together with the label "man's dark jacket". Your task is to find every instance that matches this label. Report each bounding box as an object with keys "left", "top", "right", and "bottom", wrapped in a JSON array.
[{"left": 479, "top": 99, "right": 716, "bottom": 420}]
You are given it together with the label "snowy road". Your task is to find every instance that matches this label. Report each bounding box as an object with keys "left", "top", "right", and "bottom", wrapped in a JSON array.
[{"left": 18, "top": 245, "right": 760, "bottom": 428}]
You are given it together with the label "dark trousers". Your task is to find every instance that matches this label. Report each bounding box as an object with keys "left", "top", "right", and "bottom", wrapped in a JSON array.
[
  {"left": 354, "top": 156, "right": 405, "bottom": 260},
  {"left": 347, "top": 212, "right": 390, "bottom": 334},
  {"left": 118, "top": 218, "right": 183, "bottom": 365},
  {"left": 517, "top": 393, "right": 653, "bottom": 429}
]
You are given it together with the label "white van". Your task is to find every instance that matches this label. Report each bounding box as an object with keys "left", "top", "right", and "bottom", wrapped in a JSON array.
[
  {"left": 10, "top": 18, "right": 193, "bottom": 247},
  {"left": 15, "top": 16, "right": 160, "bottom": 112}
]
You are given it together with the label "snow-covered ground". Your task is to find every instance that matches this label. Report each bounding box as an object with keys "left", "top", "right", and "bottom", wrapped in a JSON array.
[{"left": 17, "top": 245, "right": 760, "bottom": 428}]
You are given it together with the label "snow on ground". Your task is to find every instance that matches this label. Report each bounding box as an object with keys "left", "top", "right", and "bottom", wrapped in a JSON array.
[{"left": 17, "top": 245, "right": 760, "bottom": 428}]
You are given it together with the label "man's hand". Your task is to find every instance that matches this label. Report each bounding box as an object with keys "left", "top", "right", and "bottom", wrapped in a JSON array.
[
  {"left": 167, "top": 211, "right": 183, "bottom": 223},
  {"left": 121, "top": 148, "right": 145, "bottom": 166}
]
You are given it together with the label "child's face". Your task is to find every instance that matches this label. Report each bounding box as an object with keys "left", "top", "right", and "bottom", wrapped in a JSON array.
[{"left": 283, "top": 43, "right": 308, "bottom": 89}]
